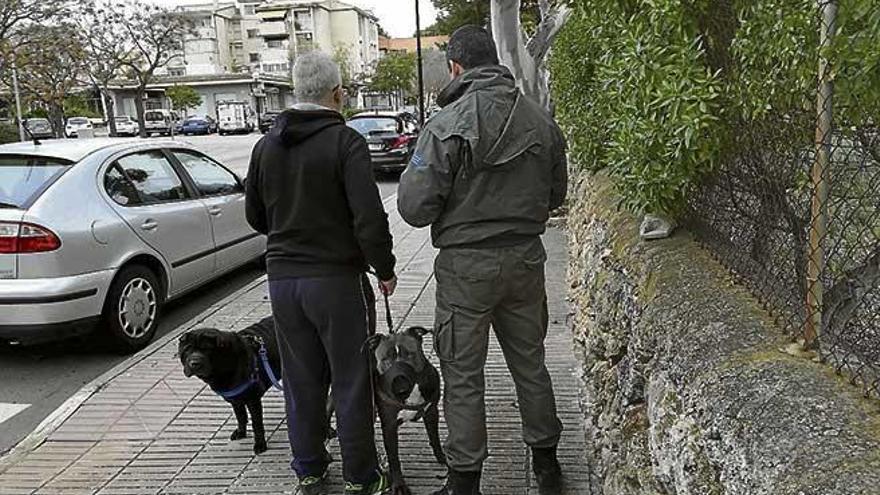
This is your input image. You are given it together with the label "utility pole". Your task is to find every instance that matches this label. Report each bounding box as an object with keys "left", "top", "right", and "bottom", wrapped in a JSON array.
[
  {"left": 415, "top": 0, "right": 425, "bottom": 126},
  {"left": 11, "top": 59, "right": 25, "bottom": 142}
]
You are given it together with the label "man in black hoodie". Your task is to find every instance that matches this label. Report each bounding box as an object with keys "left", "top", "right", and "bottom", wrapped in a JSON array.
[{"left": 245, "top": 52, "right": 396, "bottom": 495}]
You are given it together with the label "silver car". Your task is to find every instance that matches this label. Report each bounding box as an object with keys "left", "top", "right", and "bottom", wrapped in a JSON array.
[{"left": 0, "top": 138, "right": 265, "bottom": 351}]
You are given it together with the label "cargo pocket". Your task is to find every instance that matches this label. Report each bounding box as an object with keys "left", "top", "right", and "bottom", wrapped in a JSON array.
[{"left": 433, "top": 310, "right": 455, "bottom": 362}]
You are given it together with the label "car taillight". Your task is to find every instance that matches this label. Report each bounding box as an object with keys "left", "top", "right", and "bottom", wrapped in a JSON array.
[
  {"left": 390, "top": 135, "right": 413, "bottom": 149},
  {"left": 0, "top": 222, "right": 61, "bottom": 254}
]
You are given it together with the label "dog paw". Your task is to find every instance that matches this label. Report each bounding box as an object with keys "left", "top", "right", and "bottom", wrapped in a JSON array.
[
  {"left": 230, "top": 428, "right": 247, "bottom": 441},
  {"left": 253, "top": 440, "right": 268, "bottom": 455}
]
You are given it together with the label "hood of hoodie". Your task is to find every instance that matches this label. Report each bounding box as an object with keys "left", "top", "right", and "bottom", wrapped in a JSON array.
[
  {"left": 269, "top": 108, "right": 345, "bottom": 146},
  {"left": 432, "top": 65, "right": 540, "bottom": 171}
]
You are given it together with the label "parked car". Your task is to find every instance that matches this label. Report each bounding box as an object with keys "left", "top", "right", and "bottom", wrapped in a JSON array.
[
  {"left": 144, "top": 109, "right": 180, "bottom": 136},
  {"left": 259, "top": 112, "right": 280, "bottom": 134},
  {"left": 113, "top": 116, "right": 139, "bottom": 137},
  {"left": 65, "top": 117, "right": 94, "bottom": 138},
  {"left": 180, "top": 116, "right": 218, "bottom": 136},
  {"left": 23, "top": 118, "right": 55, "bottom": 140},
  {"left": 346, "top": 111, "right": 420, "bottom": 173},
  {"left": 0, "top": 138, "right": 266, "bottom": 351},
  {"left": 216, "top": 101, "right": 254, "bottom": 135}
]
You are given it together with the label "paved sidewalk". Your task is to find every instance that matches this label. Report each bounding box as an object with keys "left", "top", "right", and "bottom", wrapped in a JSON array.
[{"left": 0, "top": 202, "right": 594, "bottom": 495}]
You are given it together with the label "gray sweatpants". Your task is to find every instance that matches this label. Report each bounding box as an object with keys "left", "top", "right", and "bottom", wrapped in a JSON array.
[{"left": 433, "top": 237, "right": 563, "bottom": 472}]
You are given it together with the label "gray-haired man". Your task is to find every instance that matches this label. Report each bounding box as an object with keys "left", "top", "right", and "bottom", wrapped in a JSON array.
[
  {"left": 398, "top": 26, "right": 568, "bottom": 495},
  {"left": 246, "top": 52, "right": 396, "bottom": 495}
]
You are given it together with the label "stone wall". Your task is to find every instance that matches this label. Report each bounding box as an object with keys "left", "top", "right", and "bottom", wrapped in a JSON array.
[{"left": 568, "top": 173, "right": 880, "bottom": 494}]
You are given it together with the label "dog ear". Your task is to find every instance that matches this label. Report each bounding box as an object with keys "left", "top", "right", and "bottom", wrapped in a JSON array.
[
  {"left": 214, "top": 331, "right": 237, "bottom": 349},
  {"left": 361, "top": 334, "right": 386, "bottom": 354},
  {"left": 406, "top": 326, "right": 430, "bottom": 340}
]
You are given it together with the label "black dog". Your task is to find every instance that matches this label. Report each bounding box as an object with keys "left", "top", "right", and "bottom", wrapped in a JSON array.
[
  {"left": 178, "top": 317, "right": 334, "bottom": 454},
  {"left": 365, "top": 326, "right": 446, "bottom": 495}
]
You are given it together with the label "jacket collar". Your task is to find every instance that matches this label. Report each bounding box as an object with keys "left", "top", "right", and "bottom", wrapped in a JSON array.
[{"left": 436, "top": 65, "right": 516, "bottom": 108}]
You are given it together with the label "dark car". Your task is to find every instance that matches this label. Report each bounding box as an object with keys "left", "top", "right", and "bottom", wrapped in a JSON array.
[
  {"left": 23, "top": 118, "right": 55, "bottom": 140},
  {"left": 346, "top": 111, "right": 419, "bottom": 173},
  {"left": 180, "top": 116, "right": 217, "bottom": 135},
  {"left": 259, "top": 112, "right": 280, "bottom": 134}
]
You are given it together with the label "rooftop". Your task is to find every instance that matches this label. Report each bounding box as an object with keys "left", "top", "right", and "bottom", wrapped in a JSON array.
[{"left": 0, "top": 138, "right": 175, "bottom": 162}]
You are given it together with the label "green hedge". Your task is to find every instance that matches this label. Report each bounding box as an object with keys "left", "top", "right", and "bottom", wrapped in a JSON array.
[
  {"left": 550, "top": 0, "right": 880, "bottom": 216},
  {"left": 0, "top": 123, "right": 19, "bottom": 145}
]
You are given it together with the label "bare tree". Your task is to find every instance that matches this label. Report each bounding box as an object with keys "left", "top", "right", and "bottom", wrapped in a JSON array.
[
  {"left": 490, "top": 0, "right": 570, "bottom": 109},
  {"left": 0, "top": 0, "right": 73, "bottom": 43},
  {"left": 107, "top": 0, "right": 194, "bottom": 137},
  {"left": 76, "top": 2, "right": 139, "bottom": 137},
  {"left": 5, "top": 23, "right": 88, "bottom": 137},
  {"left": 421, "top": 49, "right": 449, "bottom": 106}
]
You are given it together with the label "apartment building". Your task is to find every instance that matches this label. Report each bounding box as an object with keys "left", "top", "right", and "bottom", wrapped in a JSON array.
[
  {"left": 159, "top": 0, "right": 380, "bottom": 81},
  {"left": 252, "top": 0, "right": 380, "bottom": 79}
]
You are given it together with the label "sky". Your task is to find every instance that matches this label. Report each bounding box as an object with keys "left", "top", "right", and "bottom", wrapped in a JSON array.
[{"left": 150, "top": 0, "right": 438, "bottom": 38}]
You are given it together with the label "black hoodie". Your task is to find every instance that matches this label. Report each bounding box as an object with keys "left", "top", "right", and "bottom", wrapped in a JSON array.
[{"left": 245, "top": 108, "right": 396, "bottom": 281}]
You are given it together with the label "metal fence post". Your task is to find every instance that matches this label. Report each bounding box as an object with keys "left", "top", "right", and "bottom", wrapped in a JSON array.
[{"left": 804, "top": 0, "right": 838, "bottom": 350}]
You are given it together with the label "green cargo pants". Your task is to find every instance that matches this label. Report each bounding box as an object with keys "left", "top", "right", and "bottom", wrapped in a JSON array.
[{"left": 433, "top": 237, "right": 563, "bottom": 472}]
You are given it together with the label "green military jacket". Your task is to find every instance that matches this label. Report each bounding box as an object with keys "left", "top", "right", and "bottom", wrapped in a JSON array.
[{"left": 397, "top": 65, "right": 568, "bottom": 249}]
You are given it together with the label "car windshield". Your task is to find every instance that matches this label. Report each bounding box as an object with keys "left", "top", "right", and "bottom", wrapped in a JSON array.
[
  {"left": 347, "top": 117, "right": 400, "bottom": 136},
  {"left": 185, "top": 119, "right": 206, "bottom": 125},
  {"left": 26, "top": 119, "right": 50, "bottom": 128},
  {"left": 68, "top": 118, "right": 89, "bottom": 125},
  {"left": 0, "top": 155, "right": 74, "bottom": 208}
]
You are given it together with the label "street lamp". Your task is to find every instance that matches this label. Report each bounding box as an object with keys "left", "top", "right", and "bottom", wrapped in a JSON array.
[
  {"left": 415, "top": 0, "right": 425, "bottom": 126},
  {"left": 10, "top": 53, "right": 25, "bottom": 142}
]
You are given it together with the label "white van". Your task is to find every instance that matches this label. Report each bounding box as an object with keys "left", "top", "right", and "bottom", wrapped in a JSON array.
[{"left": 143, "top": 109, "right": 180, "bottom": 136}]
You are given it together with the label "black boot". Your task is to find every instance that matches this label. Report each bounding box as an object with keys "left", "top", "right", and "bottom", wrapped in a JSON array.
[
  {"left": 532, "top": 446, "right": 563, "bottom": 495},
  {"left": 430, "top": 469, "right": 482, "bottom": 495}
]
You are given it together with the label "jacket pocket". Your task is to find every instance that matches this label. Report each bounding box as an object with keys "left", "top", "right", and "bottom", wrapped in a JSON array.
[{"left": 433, "top": 309, "right": 455, "bottom": 362}]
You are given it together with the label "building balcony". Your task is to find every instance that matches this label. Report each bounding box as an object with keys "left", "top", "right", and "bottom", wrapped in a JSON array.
[{"left": 260, "top": 21, "right": 289, "bottom": 39}]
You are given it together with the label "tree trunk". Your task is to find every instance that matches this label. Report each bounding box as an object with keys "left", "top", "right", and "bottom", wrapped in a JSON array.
[
  {"left": 135, "top": 87, "right": 147, "bottom": 138},
  {"left": 50, "top": 104, "right": 65, "bottom": 138},
  {"left": 490, "top": 0, "right": 570, "bottom": 109},
  {"left": 103, "top": 90, "right": 118, "bottom": 137}
]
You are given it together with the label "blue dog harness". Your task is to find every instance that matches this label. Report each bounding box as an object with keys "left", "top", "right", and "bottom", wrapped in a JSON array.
[{"left": 212, "top": 338, "right": 284, "bottom": 400}]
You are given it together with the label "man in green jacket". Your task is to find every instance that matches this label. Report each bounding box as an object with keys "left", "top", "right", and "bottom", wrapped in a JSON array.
[{"left": 398, "top": 25, "right": 568, "bottom": 495}]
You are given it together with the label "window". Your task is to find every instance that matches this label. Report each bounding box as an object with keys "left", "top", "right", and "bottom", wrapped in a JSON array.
[
  {"left": 0, "top": 155, "right": 72, "bottom": 209},
  {"left": 249, "top": 53, "right": 260, "bottom": 63},
  {"left": 104, "top": 165, "right": 141, "bottom": 206},
  {"left": 243, "top": 5, "right": 256, "bottom": 15},
  {"left": 172, "top": 150, "right": 242, "bottom": 196},
  {"left": 247, "top": 29, "right": 258, "bottom": 38},
  {"left": 267, "top": 39, "right": 283, "bottom": 48},
  {"left": 168, "top": 68, "right": 185, "bottom": 77},
  {"left": 112, "top": 151, "right": 188, "bottom": 205}
]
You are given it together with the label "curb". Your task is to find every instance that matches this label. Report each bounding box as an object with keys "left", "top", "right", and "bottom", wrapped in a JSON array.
[{"left": 0, "top": 275, "right": 267, "bottom": 475}]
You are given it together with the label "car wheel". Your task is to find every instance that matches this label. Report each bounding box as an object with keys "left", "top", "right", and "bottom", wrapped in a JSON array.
[{"left": 103, "top": 265, "right": 163, "bottom": 353}]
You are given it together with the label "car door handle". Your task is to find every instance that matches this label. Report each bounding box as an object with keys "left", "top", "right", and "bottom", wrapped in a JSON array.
[
  {"left": 208, "top": 207, "right": 222, "bottom": 216},
  {"left": 141, "top": 220, "right": 158, "bottom": 231}
]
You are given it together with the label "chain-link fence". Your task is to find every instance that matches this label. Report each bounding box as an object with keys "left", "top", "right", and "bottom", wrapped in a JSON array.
[{"left": 686, "top": 0, "right": 880, "bottom": 399}]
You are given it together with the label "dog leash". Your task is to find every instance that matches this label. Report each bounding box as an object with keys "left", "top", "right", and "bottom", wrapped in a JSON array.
[{"left": 367, "top": 270, "right": 395, "bottom": 334}]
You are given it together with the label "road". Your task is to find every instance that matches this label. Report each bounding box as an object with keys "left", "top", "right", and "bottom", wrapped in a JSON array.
[{"left": 0, "top": 132, "right": 400, "bottom": 456}]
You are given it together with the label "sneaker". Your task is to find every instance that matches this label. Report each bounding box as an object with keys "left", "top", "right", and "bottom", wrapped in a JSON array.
[
  {"left": 343, "top": 471, "right": 390, "bottom": 495},
  {"left": 532, "top": 446, "right": 563, "bottom": 495},
  {"left": 297, "top": 466, "right": 330, "bottom": 495}
]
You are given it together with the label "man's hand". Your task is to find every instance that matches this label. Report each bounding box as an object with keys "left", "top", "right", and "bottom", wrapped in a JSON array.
[{"left": 379, "top": 276, "right": 398, "bottom": 296}]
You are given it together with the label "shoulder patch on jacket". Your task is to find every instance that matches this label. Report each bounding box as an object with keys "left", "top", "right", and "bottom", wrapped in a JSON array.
[{"left": 410, "top": 152, "right": 426, "bottom": 169}]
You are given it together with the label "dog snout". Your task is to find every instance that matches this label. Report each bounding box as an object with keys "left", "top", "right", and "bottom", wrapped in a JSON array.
[
  {"left": 185, "top": 356, "right": 207, "bottom": 377},
  {"left": 391, "top": 375, "right": 414, "bottom": 400}
]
